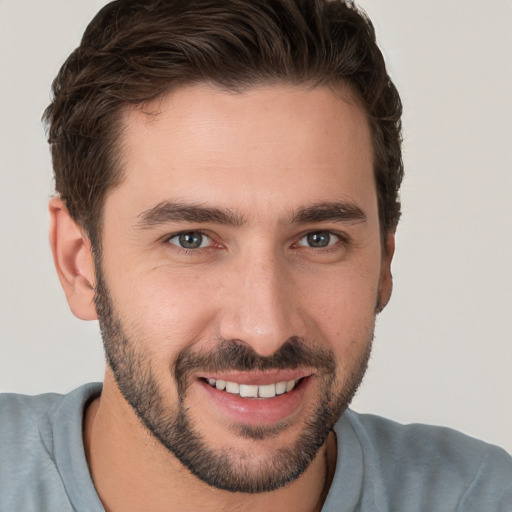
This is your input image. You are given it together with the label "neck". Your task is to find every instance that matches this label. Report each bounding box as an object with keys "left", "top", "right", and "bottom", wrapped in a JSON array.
[{"left": 84, "top": 376, "right": 337, "bottom": 512}]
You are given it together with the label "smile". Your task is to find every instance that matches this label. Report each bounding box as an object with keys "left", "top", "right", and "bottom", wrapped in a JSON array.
[
  {"left": 205, "top": 378, "right": 301, "bottom": 398},
  {"left": 198, "top": 373, "right": 312, "bottom": 425}
]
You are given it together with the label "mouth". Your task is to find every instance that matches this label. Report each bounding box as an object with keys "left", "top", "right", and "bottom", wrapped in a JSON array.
[
  {"left": 203, "top": 377, "right": 304, "bottom": 398},
  {"left": 196, "top": 372, "right": 313, "bottom": 426}
]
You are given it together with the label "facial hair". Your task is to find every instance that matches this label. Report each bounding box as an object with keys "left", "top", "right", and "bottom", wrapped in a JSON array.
[{"left": 94, "top": 264, "right": 373, "bottom": 493}]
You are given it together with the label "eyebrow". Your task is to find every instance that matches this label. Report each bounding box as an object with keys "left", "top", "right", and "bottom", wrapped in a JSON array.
[
  {"left": 290, "top": 201, "right": 367, "bottom": 225},
  {"left": 135, "top": 200, "right": 366, "bottom": 229},
  {"left": 135, "top": 201, "right": 246, "bottom": 229}
]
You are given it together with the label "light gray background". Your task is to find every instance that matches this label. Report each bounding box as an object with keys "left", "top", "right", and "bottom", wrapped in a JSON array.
[{"left": 1, "top": 1, "right": 511, "bottom": 453}]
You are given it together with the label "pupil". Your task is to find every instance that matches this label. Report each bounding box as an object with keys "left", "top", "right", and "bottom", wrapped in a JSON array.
[
  {"left": 307, "top": 231, "right": 330, "bottom": 248},
  {"left": 179, "top": 232, "right": 202, "bottom": 249}
]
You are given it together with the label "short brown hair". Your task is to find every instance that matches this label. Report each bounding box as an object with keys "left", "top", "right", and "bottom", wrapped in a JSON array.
[{"left": 43, "top": 0, "right": 403, "bottom": 249}]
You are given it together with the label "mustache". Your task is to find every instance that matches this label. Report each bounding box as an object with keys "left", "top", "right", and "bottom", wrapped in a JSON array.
[{"left": 173, "top": 336, "right": 336, "bottom": 395}]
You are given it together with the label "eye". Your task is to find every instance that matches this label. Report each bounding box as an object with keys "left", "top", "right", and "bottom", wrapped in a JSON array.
[
  {"left": 167, "top": 231, "right": 212, "bottom": 250},
  {"left": 296, "top": 231, "right": 340, "bottom": 248}
]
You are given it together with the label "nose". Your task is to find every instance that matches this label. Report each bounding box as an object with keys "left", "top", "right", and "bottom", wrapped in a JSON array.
[{"left": 218, "top": 251, "right": 302, "bottom": 357}]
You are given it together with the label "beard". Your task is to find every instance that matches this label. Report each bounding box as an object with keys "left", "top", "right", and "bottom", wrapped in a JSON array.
[{"left": 94, "top": 264, "right": 373, "bottom": 493}]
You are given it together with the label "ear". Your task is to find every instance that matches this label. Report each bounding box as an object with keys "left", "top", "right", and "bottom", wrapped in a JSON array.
[
  {"left": 49, "top": 197, "right": 98, "bottom": 320},
  {"left": 376, "top": 232, "right": 395, "bottom": 313}
]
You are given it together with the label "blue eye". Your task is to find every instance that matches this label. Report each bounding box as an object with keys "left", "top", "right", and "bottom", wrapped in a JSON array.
[
  {"left": 297, "top": 231, "right": 340, "bottom": 248},
  {"left": 168, "top": 232, "right": 212, "bottom": 249}
]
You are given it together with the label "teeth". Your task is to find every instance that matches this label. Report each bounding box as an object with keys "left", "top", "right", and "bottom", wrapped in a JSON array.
[
  {"left": 258, "top": 383, "right": 276, "bottom": 398},
  {"left": 239, "top": 384, "right": 258, "bottom": 398},
  {"left": 206, "top": 378, "right": 300, "bottom": 398},
  {"left": 225, "top": 381, "right": 240, "bottom": 394},
  {"left": 286, "top": 379, "right": 296, "bottom": 392},
  {"left": 275, "top": 382, "right": 287, "bottom": 395}
]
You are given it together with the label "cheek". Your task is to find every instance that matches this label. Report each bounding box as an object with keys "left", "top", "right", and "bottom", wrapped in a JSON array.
[
  {"left": 109, "top": 268, "right": 219, "bottom": 356},
  {"left": 297, "top": 263, "right": 380, "bottom": 347}
]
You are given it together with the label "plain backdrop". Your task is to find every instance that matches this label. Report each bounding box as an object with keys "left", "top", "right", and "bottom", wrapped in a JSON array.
[{"left": 0, "top": 0, "right": 511, "bottom": 453}]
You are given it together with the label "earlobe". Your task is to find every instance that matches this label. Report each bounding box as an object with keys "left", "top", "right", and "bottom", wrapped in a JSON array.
[
  {"left": 376, "top": 233, "right": 395, "bottom": 313},
  {"left": 49, "top": 197, "right": 98, "bottom": 321}
]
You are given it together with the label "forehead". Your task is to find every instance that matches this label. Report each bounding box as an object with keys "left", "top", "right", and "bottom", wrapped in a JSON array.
[{"left": 112, "top": 83, "right": 375, "bottom": 222}]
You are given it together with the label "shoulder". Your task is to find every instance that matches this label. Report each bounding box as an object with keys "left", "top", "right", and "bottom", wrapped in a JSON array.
[
  {"left": 0, "top": 391, "right": 69, "bottom": 510},
  {"left": 0, "top": 391, "right": 65, "bottom": 465},
  {"left": 330, "top": 410, "right": 512, "bottom": 511},
  {"left": 0, "top": 390, "right": 63, "bottom": 434},
  {"left": 345, "top": 409, "right": 512, "bottom": 465},
  {"left": 0, "top": 384, "right": 102, "bottom": 512}
]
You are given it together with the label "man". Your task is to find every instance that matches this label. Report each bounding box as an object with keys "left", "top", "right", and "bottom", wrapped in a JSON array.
[{"left": 0, "top": 0, "right": 511, "bottom": 511}]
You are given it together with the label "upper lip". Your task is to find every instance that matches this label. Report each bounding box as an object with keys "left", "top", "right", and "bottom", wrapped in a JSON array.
[{"left": 198, "top": 369, "right": 313, "bottom": 386}]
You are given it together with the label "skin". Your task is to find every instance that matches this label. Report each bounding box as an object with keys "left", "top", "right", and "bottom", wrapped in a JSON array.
[{"left": 49, "top": 83, "right": 394, "bottom": 512}]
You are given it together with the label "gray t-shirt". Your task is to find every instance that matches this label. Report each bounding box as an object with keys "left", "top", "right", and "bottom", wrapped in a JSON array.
[{"left": 1, "top": 383, "right": 511, "bottom": 511}]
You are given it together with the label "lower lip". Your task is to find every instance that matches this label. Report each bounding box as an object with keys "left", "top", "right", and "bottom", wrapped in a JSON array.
[{"left": 197, "top": 377, "right": 311, "bottom": 426}]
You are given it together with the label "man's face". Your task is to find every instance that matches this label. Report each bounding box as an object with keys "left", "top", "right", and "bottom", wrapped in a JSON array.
[{"left": 95, "top": 84, "right": 392, "bottom": 492}]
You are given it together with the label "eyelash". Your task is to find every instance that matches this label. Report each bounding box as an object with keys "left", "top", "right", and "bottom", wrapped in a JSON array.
[
  {"left": 165, "top": 230, "right": 215, "bottom": 253},
  {"left": 294, "top": 231, "right": 346, "bottom": 250},
  {"left": 164, "top": 230, "right": 349, "bottom": 253}
]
